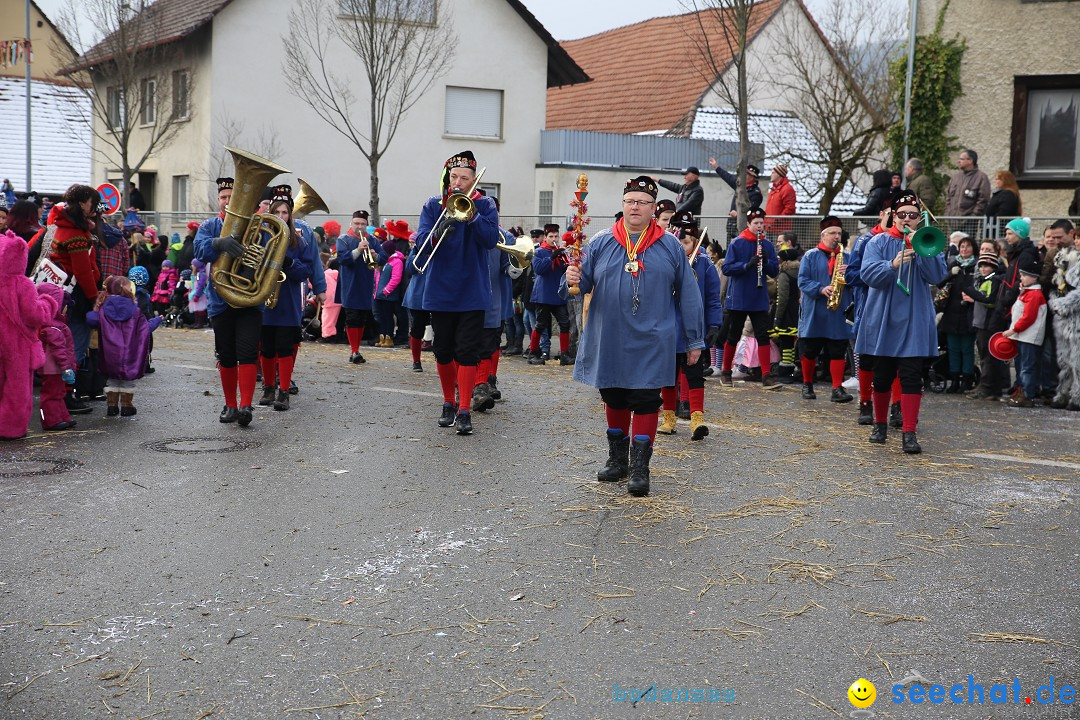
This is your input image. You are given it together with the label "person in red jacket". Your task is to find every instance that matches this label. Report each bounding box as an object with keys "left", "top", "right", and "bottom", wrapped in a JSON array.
[{"left": 765, "top": 164, "right": 796, "bottom": 234}]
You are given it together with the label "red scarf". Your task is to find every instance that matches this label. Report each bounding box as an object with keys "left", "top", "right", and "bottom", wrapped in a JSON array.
[
  {"left": 737, "top": 228, "right": 763, "bottom": 243},
  {"left": 885, "top": 223, "right": 911, "bottom": 248},
  {"left": 612, "top": 220, "right": 665, "bottom": 275},
  {"left": 817, "top": 240, "right": 841, "bottom": 274}
]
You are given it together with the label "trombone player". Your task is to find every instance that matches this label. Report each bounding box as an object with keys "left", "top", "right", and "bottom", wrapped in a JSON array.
[
  {"left": 854, "top": 191, "right": 947, "bottom": 454},
  {"left": 415, "top": 150, "right": 500, "bottom": 435},
  {"left": 337, "top": 210, "right": 386, "bottom": 364}
]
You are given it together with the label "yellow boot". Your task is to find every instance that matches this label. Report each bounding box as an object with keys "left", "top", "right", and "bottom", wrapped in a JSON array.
[
  {"left": 658, "top": 409, "right": 677, "bottom": 435},
  {"left": 690, "top": 411, "right": 709, "bottom": 441}
]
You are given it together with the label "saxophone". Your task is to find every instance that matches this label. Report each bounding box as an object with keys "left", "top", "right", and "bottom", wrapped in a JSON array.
[{"left": 826, "top": 248, "right": 846, "bottom": 311}]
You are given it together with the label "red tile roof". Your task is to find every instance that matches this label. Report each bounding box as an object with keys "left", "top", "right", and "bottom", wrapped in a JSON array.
[{"left": 547, "top": 0, "right": 783, "bottom": 135}]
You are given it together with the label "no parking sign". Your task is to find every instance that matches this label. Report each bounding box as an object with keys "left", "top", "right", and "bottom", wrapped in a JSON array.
[{"left": 97, "top": 183, "right": 120, "bottom": 214}]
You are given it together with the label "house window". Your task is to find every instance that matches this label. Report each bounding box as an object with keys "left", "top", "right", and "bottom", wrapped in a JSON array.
[
  {"left": 538, "top": 190, "right": 553, "bottom": 216},
  {"left": 444, "top": 86, "right": 503, "bottom": 139},
  {"left": 172, "top": 70, "right": 190, "bottom": 120},
  {"left": 107, "top": 86, "right": 124, "bottom": 130},
  {"left": 140, "top": 77, "right": 156, "bottom": 125},
  {"left": 172, "top": 175, "right": 188, "bottom": 212},
  {"left": 337, "top": 0, "right": 436, "bottom": 24},
  {"left": 1011, "top": 75, "right": 1080, "bottom": 185},
  {"left": 479, "top": 183, "right": 500, "bottom": 201}
]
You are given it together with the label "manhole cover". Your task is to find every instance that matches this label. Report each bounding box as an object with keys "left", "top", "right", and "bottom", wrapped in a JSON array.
[
  {"left": 142, "top": 437, "right": 262, "bottom": 454},
  {"left": 0, "top": 455, "right": 82, "bottom": 478}
]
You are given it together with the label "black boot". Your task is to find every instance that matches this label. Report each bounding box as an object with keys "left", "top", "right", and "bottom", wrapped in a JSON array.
[
  {"left": 527, "top": 349, "right": 545, "bottom": 365},
  {"left": 801, "top": 383, "right": 816, "bottom": 400},
  {"left": 258, "top": 385, "right": 276, "bottom": 406},
  {"left": 559, "top": 351, "right": 575, "bottom": 366},
  {"left": 720, "top": 370, "right": 733, "bottom": 387},
  {"left": 289, "top": 380, "right": 299, "bottom": 396},
  {"left": 777, "top": 365, "right": 797, "bottom": 384},
  {"left": 488, "top": 375, "right": 501, "bottom": 401},
  {"left": 438, "top": 402, "right": 456, "bottom": 427},
  {"left": 830, "top": 386, "right": 853, "bottom": 403},
  {"left": 869, "top": 422, "right": 887, "bottom": 444},
  {"left": 597, "top": 429, "right": 630, "bottom": 482},
  {"left": 676, "top": 400, "right": 691, "bottom": 420},
  {"left": 960, "top": 374, "right": 975, "bottom": 392},
  {"left": 237, "top": 406, "right": 254, "bottom": 427},
  {"left": 857, "top": 401, "right": 873, "bottom": 425},
  {"left": 65, "top": 392, "right": 92, "bottom": 415},
  {"left": 902, "top": 431, "right": 922, "bottom": 454},
  {"left": 219, "top": 406, "right": 238, "bottom": 423},
  {"left": 273, "top": 388, "right": 290, "bottom": 411},
  {"left": 507, "top": 338, "right": 523, "bottom": 356},
  {"left": 945, "top": 376, "right": 960, "bottom": 394},
  {"left": 889, "top": 402, "right": 903, "bottom": 428},
  {"left": 627, "top": 436, "right": 653, "bottom": 497}
]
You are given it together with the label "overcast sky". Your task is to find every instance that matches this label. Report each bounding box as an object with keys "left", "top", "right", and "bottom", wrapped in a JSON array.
[{"left": 34, "top": 0, "right": 853, "bottom": 49}]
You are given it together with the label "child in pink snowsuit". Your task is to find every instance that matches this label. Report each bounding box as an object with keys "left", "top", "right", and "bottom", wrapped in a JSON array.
[
  {"left": 0, "top": 230, "right": 52, "bottom": 439},
  {"left": 37, "top": 283, "right": 77, "bottom": 431}
]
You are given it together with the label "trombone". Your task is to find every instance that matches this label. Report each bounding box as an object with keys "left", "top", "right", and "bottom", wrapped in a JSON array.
[
  {"left": 411, "top": 167, "right": 487, "bottom": 274},
  {"left": 896, "top": 208, "right": 947, "bottom": 295}
]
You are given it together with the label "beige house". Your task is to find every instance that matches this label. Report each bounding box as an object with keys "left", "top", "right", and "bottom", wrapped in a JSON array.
[
  {"left": 915, "top": 0, "right": 1080, "bottom": 217},
  {"left": 60, "top": 0, "right": 586, "bottom": 225}
]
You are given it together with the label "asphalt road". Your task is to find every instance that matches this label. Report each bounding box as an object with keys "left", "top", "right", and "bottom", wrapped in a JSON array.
[{"left": 1, "top": 328, "right": 1077, "bottom": 720}]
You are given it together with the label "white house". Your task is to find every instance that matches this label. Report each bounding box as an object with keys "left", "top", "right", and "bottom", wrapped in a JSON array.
[{"left": 62, "top": 0, "right": 587, "bottom": 225}]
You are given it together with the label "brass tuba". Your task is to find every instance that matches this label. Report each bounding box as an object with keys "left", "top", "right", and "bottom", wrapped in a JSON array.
[
  {"left": 210, "top": 147, "right": 291, "bottom": 309},
  {"left": 292, "top": 178, "right": 328, "bottom": 220},
  {"left": 496, "top": 235, "right": 534, "bottom": 270}
]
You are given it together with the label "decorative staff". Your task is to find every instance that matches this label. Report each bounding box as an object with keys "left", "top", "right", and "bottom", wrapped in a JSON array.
[{"left": 566, "top": 173, "right": 590, "bottom": 295}]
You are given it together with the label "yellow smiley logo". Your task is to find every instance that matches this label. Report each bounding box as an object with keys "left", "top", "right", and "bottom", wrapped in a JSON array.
[{"left": 848, "top": 678, "right": 876, "bottom": 708}]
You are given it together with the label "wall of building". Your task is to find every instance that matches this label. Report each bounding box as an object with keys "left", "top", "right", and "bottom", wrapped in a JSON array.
[
  {"left": 90, "top": 26, "right": 214, "bottom": 215},
  {"left": 209, "top": 0, "right": 549, "bottom": 220},
  {"left": 0, "top": 0, "right": 77, "bottom": 81},
  {"left": 916, "top": 0, "right": 1079, "bottom": 217}
]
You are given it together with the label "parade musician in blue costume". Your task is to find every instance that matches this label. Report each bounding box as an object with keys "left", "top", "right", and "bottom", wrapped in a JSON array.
[
  {"left": 194, "top": 176, "right": 260, "bottom": 427},
  {"left": 471, "top": 199, "right": 516, "bottom": 413},
  {"left": 562, "top": 176, "right": 705, "bottom": 498},
  {"left": 527, "top": 224, "right": 573, "bottom": 366},
  {"left": 720, "top": 207, "right": 781, "bottom": 388},
  {"left": 797, "top": 215, "right": 854, "bottom": 403},
  {"left": 854, "top": 190, "right": 947, "bottom": 454},
  {"left": 336, "top": 210, "right": 387, "bottom": 364},
  {"left": 658, "top": 210, "right": 723, "bottom": 441},
  {"left": 414, "top": 150, "right": 500, "bottom": 436},
  {"left": 257, "top": 185, "right": 326, "bottom": 412}
]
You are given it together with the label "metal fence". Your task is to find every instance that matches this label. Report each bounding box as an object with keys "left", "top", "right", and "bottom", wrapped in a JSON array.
[{"left": 110, "top": 211, "right": 1074, "bottom": 249}]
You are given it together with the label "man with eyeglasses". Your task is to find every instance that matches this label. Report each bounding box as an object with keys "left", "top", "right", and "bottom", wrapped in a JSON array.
[
  {"left": 562, "top": 176, "right": 704, "bottom": 498},
  {"left": 854, "top": 191, "right": 947, "bottom": 454}
]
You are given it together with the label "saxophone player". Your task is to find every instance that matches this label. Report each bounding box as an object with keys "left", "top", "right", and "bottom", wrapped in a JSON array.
[
  {"left": 797, "top": 216, "right": 853, "bottom": 402},
  {"left": 719, "top": 207, "right": 780, "bottom": 388}
]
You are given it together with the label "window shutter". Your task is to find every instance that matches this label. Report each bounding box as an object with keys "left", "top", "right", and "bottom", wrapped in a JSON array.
[{"left": 445, "top": 87, "right": 502, "bottom": 138}]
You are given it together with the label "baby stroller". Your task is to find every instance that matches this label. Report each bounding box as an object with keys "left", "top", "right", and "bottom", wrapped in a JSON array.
[
  {"left": 925, "top": 338, "right": 981, "bottom": 393},
  {"left": 164, "top": 277, "right": 192, "bottom": 328}
]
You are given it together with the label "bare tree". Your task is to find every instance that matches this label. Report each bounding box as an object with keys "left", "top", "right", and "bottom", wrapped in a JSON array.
[
  {"left": 771, "top": 0, "right": 902, "bottom": 213},
  {"left": 683, "top": 0, "right": 759, "bottom": 233},
  {"left": 283, "top": 0, "right": 455, "bottom": 222},
  {"left": 204, "top": 113, "right": 284, "bottom": 208},
  {"left": 53, "top": 0, "right": 193, "bottom": 209}
]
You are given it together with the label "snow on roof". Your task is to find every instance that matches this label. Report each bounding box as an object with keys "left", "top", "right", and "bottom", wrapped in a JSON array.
[
  {"left": 691, "top": 107, "right": 867, "bottom": 215},
  {"left": 0, "top": 77, "right": 92, "bottom": 196}
]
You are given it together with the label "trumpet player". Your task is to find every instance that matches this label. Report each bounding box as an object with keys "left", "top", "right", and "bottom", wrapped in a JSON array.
[
  {"left": 528, "top": 224, "right": 574, "bottom": 366},
  {"left": 194, "top": 176, "right": 261, "bottom": 427},
  {"left": 416, "top": 150, "right": 500, "bottom": 436},
  {"left": 854, "top": 191, "right": 947, "bottom": 454},
  {"left": 797, "top": 216, "right": 853, "bottom": 402},
  {"left": 720, "top": 207, "right": 780, "bottom": 388},
  {"left": 337, "top": 210, "right": 386, "bottom": 364}
]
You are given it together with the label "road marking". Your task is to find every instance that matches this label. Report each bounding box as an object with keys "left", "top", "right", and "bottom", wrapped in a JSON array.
[
  {"left": 967, "top": 453, "right": 1080, "bottom": 471},
  {"left": 371, "top": 386, "right": 441, "bottom": 399}
]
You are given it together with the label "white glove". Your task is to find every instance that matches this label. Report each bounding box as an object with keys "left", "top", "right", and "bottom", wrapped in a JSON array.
[{"left": 506, "top": 265, "right": 524, "bottom": 280}]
